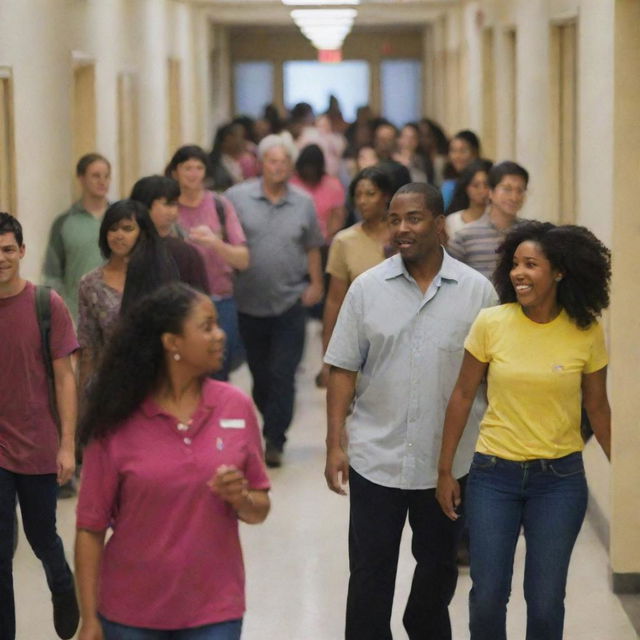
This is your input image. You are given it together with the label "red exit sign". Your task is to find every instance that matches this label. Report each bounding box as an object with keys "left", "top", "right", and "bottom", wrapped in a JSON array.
[{"left": 318, "top": 49, "right": 342, "bottom": 63}]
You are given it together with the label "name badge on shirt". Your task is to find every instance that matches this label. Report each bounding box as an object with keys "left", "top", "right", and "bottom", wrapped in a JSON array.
[{"left": 220, "top": 419, "right": 246, "bottom": 429}]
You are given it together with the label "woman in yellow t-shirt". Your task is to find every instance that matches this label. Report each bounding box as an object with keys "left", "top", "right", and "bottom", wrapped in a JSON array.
[{"left": 436, "top": 221, "right": 611, "bottom": 640}]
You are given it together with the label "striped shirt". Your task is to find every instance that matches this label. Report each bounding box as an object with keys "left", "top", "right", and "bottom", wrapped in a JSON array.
[{"left": 447, "top": 210, "right": 523, "bottom": 280}]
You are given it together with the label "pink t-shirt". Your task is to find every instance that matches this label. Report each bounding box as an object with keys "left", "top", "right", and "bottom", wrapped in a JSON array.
[
  {"left": 178, "top": 191, "right": 246, "bottom": 298},
  {"left": 77, "top": 380, "right": 270, "bottom": 630},
  {"left": 290, "top": 174, "right": 345, "bottom": 243},
  {"left": 0, "top": 282, "right": 78, "bottom": 474}
]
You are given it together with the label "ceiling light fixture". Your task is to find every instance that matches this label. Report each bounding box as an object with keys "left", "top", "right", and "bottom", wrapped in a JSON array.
[{"left": 290, "top": 8, "right": 357, "bottom": 50}]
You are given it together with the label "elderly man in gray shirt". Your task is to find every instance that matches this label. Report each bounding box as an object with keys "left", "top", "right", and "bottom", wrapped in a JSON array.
[
  {"left": 225, "top": 134, "right": 324, "bottom": 468},
  {"left": 325, "top": 182, "right": 497, "bottom": 640}
]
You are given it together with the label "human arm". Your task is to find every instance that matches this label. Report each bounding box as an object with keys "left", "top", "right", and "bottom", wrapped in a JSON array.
[
  {"left": 324, "top": 366, "right": 357, "bottom": 495},
  {"left": 582, "top": 367, "right": 611, "bottom": 460},
  {"left": 208, "top": 466, "right": 270, "bottom": 524},
  {"left": 301, "top": 247, "right": 324, "bottom": 307},
  {"left": 42, "top": 215, "right": 66, "bottom": 294},
  {"left": 436, "top": 350, "right": 488, "bottom": 520},
  {"left": 188, "top": 227, "right": 250, "bottom": 271},
  {"left": 52, "top": 355, "right": 77, "bottom": 485},
  {"left": 75, "top": 528, "right": 107, "bottom": 640},
  {"left": 318, "top": 275, "right": 349, "bottom": 386}
]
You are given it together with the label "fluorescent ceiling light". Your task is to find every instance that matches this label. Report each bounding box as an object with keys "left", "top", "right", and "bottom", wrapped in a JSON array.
[
  {"left": 290, "top": 8, "right": 357, "bottom": 49},
  {"left": 283, "top": 1, "right": 359, "bottom": 5}
]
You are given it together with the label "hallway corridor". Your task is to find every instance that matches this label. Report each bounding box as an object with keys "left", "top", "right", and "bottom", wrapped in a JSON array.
[{"left": 13, "top": 324, "right": 637, "bottom": 639}]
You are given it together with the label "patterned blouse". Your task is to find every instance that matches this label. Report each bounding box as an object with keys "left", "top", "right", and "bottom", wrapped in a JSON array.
[{"left": 77, "top": 266, "right": 122, "bottom": 357}]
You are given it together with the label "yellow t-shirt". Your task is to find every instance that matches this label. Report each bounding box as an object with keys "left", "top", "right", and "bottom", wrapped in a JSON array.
[
  {"left": 326, "top": 223, "right": 385, "bottom": 285},
  {"left": 464, "top": 303, "right": 608, "bottom": 461}
]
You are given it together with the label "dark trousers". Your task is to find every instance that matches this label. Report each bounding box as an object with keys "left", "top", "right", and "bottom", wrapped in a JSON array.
[
  {"left": 346, "top": 468, "right": 466, "bottom": 640},
  {"left": 0, "top": 467, "right": 74, "bottom": 640},
  {"left": 237, "top": 302, "right": 306, "bottom": 450}
]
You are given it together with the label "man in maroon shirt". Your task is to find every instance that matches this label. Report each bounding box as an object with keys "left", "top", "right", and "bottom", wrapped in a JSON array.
[{"left": 0, "top": 213, "right": 79, "bottom": 640}]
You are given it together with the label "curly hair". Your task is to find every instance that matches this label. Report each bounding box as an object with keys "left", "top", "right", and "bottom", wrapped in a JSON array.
[
  {"left": 79, "top": 283, "right": 201, "bottom": 445},
  {"left": 493, "top": 221, "right": 611, "bottom": 329}
]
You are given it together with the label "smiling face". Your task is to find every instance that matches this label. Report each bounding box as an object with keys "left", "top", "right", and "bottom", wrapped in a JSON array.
[
  {"left": 510, "top": 240, "right": 561, "bottom": 319},
  {"left": 170, "top": 295, "right": 226, "bottom": 374},
  {"left": 490, "top": 174, "right": 527, "bottom": 218},
  {"left": 449, "top": 138, "right": 476, "bottom": 173},
  {"left": 106, "top": 217, "right": 141, "bottom": 258},
  {"left": 387, "top": 192, "right": 444, "bottom": 263},
  {"left": 173, "top": 158, "right": 206, "bottom": 193},
  {"left": 149, "top": 197, "right": 179, "bottom": 237},
  {"left": 79, "top": 160, "right": 111, "bottom": 199},
  {"left": 0, "top": 232, "right": 24, "bottom": 287}
]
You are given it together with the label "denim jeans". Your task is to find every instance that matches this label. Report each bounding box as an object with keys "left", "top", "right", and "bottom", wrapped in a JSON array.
[
  {"left": 99, "top": 616, "right": 242, "bottom": 640},
  {"left": 346, "top": 468, "right": 466, "bottom": 640},
  {"left": 465, "top": 451, "right": 588, "bottom": 640},
  {"left": 0, "top": 468, "right": 74, "bottom": 640},
  {"left": 238, "top": 301, "right": 306, "bottom": 451},
  {"left": 211, "top": 296, "right": 245, "bottom": 381}
]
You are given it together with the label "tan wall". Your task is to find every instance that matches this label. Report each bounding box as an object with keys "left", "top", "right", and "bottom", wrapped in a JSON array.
[{"left": 0, "top": 0, "right": 203, "bottom": 281}]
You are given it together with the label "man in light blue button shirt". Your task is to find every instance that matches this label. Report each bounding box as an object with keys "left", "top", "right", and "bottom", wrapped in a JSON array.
[{"left": 324, "top": 183, "right": 497, "bottom": 639}]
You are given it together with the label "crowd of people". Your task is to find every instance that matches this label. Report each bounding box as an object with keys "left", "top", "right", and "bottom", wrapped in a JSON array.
[{"left": 0, "top": 96, "right": 612, "bottom": 640}]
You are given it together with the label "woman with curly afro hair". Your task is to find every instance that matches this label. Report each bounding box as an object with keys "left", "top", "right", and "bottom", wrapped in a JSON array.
[{"left": 436, "top": 221, "right": 612, "bottom": 640}]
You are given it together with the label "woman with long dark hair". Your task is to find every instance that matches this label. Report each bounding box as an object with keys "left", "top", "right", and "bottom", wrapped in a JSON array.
[
  {"left": 440, "top": 130, "right": 482, "bottom": 210},
  {"left": 76, "top": 199, "right": 177, "bottom": 391},
  {"left": 445, "top": 159, "right": 493, "bottom": 235},
  {"left": 436, "top": 222, "right": 612, "bottom": 640},
  {"left": 75, "top": 283, "right": 270, "bottom": 640}
]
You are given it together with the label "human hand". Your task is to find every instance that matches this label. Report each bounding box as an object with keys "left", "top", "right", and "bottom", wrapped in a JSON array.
[
  {"left": 207, "top": 465, "right": 251, "bottom": 510},
  {"left": 436, "top": 473, "right": 461, "bottom": 521},
  {"left": 324, "top": 446, "right": 349, "bottom": 495},
  {"left": 77, "top": 617, "right": 104, "bottom": 640},
  {"left": 301, "top": 282, "right": 323, "bottom": 307},
  {"left": 189, "top": 225, "right": 222, "bottom": 249},
  {"left": 56, "top": 445, "right": 76, "bottom": 486}
]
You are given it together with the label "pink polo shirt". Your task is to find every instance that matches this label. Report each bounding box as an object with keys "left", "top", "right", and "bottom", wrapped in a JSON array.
[
  {"left": 178, "top": 191, "right": 246, "bottom": 298},
  {"left": 76, "top": 380, "right": 270, "bottom": 630}
]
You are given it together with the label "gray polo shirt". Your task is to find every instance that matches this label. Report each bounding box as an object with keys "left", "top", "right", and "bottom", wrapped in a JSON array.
[
  {"left": 225, "top": 179, "right": 324, "bottom": 317},
  {"left": 325, "top": 250, "right": 497, "bottom": 490}
]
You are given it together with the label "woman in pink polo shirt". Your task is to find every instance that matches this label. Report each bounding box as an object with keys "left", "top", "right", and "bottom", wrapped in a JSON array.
[{"left": 75, "top": 283, "right": 270, "bottom": 640}]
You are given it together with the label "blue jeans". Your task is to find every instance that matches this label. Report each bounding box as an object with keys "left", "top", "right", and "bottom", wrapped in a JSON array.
[
  {"left": 238, "top": 302, "right": 306, "bottom": 451},
  {"left": 465, "top": 451, "right": 588, "bottom": 640},
  {"left": 99, "top": 616, "right": 242, "bottom": 640},
  {"left": 211, "top": 296, "right": 245, "bottom": 381},
  {"left": 0, "top": 468, "right": 74, "bottom": 640}
]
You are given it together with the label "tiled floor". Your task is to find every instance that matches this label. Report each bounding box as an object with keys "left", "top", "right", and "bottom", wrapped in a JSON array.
[{"left": 13, "top": 324, "right": 638, "bottom": 639}]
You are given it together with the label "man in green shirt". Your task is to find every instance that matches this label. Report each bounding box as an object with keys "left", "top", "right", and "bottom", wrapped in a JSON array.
[{"left": 43, "top": 153, "right": 111, "bottom": 319}]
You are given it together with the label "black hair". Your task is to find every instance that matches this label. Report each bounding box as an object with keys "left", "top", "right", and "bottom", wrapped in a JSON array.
[
  {"left": 232, "top": 115, "right": 257, "bottom": 144},
  {"left": 394, "top": 182, "right": 444, "bottom": 217},
  {"left": 452, "top": 130, "right": 481, "bottom": 155},
  {"left": 419, "top": 118, "right": 449, "bottom": 156},
  {"left": 290, "top": 102, "right": 314, "bottom": 123},
  {"left": 488, "top": 160, "right": 529, "bottom": 189},
  {"left": 348, "top": 166, "right": 394, "bottom": 202},
  {"left": 130, "top": 175, "right": 180, "bottom": 210},
  {"left": 263, "top": 104, "right": 285, "bottom": 134},
  {"left": 79, "top": 283, "right": 201, "bottom": 444},
  {"left": 209, "top": 124, "right": 241, "bottom": 191},
  {"left": 0, "top": 212, "right": 23, "bottom": 246},
  {"left": 165, "top": 144, "right": 212, "bottom": 179},
  {"left": 295, "top": 144, "right": 326, "bottom": 186},
  {"left": 494, "top": 221, "right": 611, "bottom": 329},
  {"left": 98, "top": 200, "right": 179, "bottom": 314},
  {"left": 376, "top": 160, "right": 412, "bottom": 195},
  {"left": 76, "top": 153, "right": 110, "bottom": 176},
  {"left": 446, "top": 159, "right": 493, "bottom": 215}
]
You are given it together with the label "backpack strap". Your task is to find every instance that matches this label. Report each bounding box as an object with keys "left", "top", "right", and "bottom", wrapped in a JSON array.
[
  {"left": 213, "top": 194, "right": 228, "bottom": 242},
  {"left": 35, "top": 285, "right": 60, "bottom": 432}
]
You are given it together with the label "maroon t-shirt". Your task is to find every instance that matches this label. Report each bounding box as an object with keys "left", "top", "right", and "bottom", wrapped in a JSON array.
[{"left": 0, "top": 281, "right": 79, "bottom": 474}]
